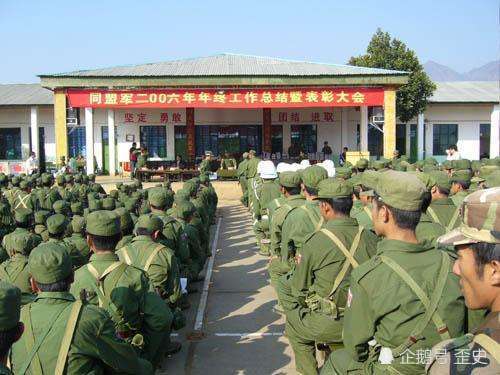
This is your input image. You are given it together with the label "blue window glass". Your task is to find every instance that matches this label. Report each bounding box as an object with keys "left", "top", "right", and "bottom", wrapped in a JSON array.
[
  {"left": 433, "top": 124, "right": 457, "bottom": 155},
  {"left": 67, "top": 127, "right": 86, "bottom": 158},
  {"left": 140, "top": 126, "right": 166, "bottom": 158},
  {"left": 0, "top": 128, "right": 21, "bottom": 160}
]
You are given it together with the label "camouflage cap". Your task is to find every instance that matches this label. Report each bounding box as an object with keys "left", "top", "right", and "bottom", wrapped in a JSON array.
[
  {"left": 0, "top": 281, "right": 21, "bottom": 331},
  {"left": 148, "top": 188, "right": 168, "bottom": 208},
  {"left": 335, "top": 167, "right": 352, "bottom": 179},
  {"left": 452, "top": 159, "right": 471, "bottom": 170},
  {"left": 28, "top": 243, "right": 72, "bottom": 284},
  {"left": 428, "top": 170, "right": 452, "bottom": 190},
  {"left": 485, "top": 171, "right": 500, "bottom": 188},
  {"left": 71, "top": 215, "right": 86, "bottom": 234},
  {"left": 46, "top": 214, "right": 68, "bottom": 235},
  {"left": 86, "top": 210, "right": 120, "bottom": 236},
  {"left": 102, "top": 197, "right": 116, "bottom": 211},
  {"left": 451, "top": 170, "right": 473, "bottom": 183},
  {"left": 279, "top": 171, "right": 301, "bottom": 188},
  {"left": 136, "top": 214, "right": 163, "bottom": 233},
  {"left": 14, "top": 208, "right": 33, "bottom": 225},
  {"left": 317, "top": 178, "right": 353, "bottom": 199},
  {"left": 301, "top": 165, "right": 328, "bottom": 189},
  {"left": 34, "top": 210, "right": 50, "bottom": 225},
  {"left": 70, "top": 202, "right": 83, "bottom": 215},
  {"left": 175, "top": 201, "right": 196, "bottom": 220},
  {"left": 355, "top": 158, "right": 369, "bottom": 170},
  {"left": 53, "top": 200, "right": 69, "bottom": 214},
  {"left": 438, "top": 187, "right": 500, "bottom": 246},
  {"left": 375, "top": 170, "right": 426, "bottom": 211}
]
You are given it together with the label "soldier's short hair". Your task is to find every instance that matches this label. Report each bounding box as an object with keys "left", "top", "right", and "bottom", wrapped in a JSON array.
[
  {"left": 88, "top": 233, "right": 121, "bottom": 251},
  {"left": 319, "top": 197, "right": 353, "bottom": 216},
  {"left": 470, "top": 241, "right": 500, "bottom": 278},
  {"left": 36, "top": 277, "right": 72, "bottom": 293},
  {"left": 374, "top": 192, "right": 421, "bottom": 230}
]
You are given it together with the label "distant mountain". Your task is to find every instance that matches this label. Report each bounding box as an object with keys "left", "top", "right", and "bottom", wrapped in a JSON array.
[{"left": 424, "top": 60, "right": 499, "bottom": 81}]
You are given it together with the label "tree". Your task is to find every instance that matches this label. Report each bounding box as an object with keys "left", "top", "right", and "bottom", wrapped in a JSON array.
[{"left": 349, "top": 28, "right": 435, "bottom": 123}]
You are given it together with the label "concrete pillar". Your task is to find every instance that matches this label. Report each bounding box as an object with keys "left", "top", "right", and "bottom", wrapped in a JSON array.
[
  {"left": 54, "top": 91, "right": 68, "bottom": 164},
  {"left": 85, "top": 107, "right": 95, "bottom": 174},
  {"left": 341, "top": 108, "right": 348, "bottom": 151},
  {"left": 282, "top": 123, "right": 291, "bottom": 157},
  {"left": 383, "top": 89, "right": 396, "bottom": 159},
  {"left": 405, "top": 122, "right": 411, "bottom": 157},
  {"left": 425, "top": 123, "right": 434, "bottom": 157},
  {"left": 107, "top": 109, "right": 116, "bottom": 176},
  {"left": 186, "top": 108, "right": 195, "bottom": 160},
  {"left": 491, "top": 104, "right": 500, "bottom": 158},
  {"left": 417, "top": 113, "right": 425, "bottom": 160},
  {"left": 263, "top": 108, "right": 272, "bottom": 154},
  {"left": 30, "top": 106, "right": 39, "bottom": 157},
  {"left": 360, "top": 106, "right": 368, "bottom": 151},
  {"left": 166, "top": 124, "right": 175, "bottom": 160}
]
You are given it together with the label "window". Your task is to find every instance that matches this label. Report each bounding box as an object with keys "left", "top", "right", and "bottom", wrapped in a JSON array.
[
  {"left": 195, "top": 125, "right": 262, "bottom": 157},
  {"left": 396, "top": 124, "right": 406, "bottom": 156},
  {"left": 0, "top": 128, "right": 21, "bottom": 160},
  {"left": 67, "top": 127, "right": 86, "bottom": 158},
  {"left": 175, "top": 126, "right": 187, "bottom": 160},
  {"left": 271, "top": 125, "right": 283, "bottom": 155},
  {"left": 433, "top": 124, "right": 457, "bottom": 155},
  {"left": 291, "top": 125, "right": 317, "bottom": 154},
  {"left": 480, "top": 123, "right": 490, "bottom": 159},
  {"left": 140, "top": 126, "right": 166, "bottom": 158}
]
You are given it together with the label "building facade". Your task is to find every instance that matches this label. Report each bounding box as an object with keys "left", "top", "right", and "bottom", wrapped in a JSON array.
[{"left": 0, "top": 55, "right": 498, "bottom": 175}]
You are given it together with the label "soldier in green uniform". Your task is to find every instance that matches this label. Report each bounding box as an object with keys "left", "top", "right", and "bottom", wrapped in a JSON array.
[
  {"left": 46, "top": 214, "right": 86, "bottom": 270},
  {"left": 64, "top": 215, "right": 91, "bottom": 260},
  {"left": 450, "top": 170, "right": 472, "bottom": 207},
  {"left": 322, "top": 171, "right": 466, "bottom": 375},
  {"left": 278, "top": 178, "right": 380, "bottom": 374},
  {"left": 246, "top": 150, "right": 261, "bottom": 215},
  {"left": 70, "top": 210, "right": 173, "bottom": 368},
  {"left": 253, "top": 161, "right": 281, "bottom": 255},
  {"left": 426, "top": 187, "right": 500, "bottom": 374},
  {"left": 114, "top": 208, "right": 135, "bottom": 249},
  {"left": 199, "top": 151, "right": 213, "bottom": 174},
  {"left": 4, "top": 209, "right": 41, "bottom": 251},
  {"left": 12, "top": 180, "right": 35, "bottom": 211},
  {"left": 237, "top": 152, "right": 249, "bottom": 207},
  {"left": 33, "top": 210, "right": 50, "bottom": 242},
  {"left": 220, "top": 152, "right": 237, "bottom": 170},
  {"left": 11, "top": 242, "right": 153, "bottom": 374},
  {"left": 0, "top": 282, "right": 22, "bottom": 375},
  {"left": 426, "top": 170, "right": 462, "bottom": 231},
  {"left": 350, "top": 171, "right": 378, "bottom": 232}
]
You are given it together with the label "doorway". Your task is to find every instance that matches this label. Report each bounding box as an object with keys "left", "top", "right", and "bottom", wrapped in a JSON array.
[{"left": 101, "top": 126, "right": 117, "bottom": 175}]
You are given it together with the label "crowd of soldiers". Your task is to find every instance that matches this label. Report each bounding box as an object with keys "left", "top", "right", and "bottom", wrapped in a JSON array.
[
  {"left": 0, "top": 170, "right": 217, "bottom": 374},
  {"left": 238, "top": 151, "right": 500, "bottom": 374}
]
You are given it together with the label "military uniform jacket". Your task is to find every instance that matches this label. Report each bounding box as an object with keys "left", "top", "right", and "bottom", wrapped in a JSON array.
[
  {"left": 269, "top": 195, "right": 305, "bottom": 258},
  {"left": 416, "top": 212, "right": 446, "bottom": 247},
  {"left": 426, "top": 311, "right": 499, "bottom": 374},
  {"left": 11, "top": 291, "right": 153, "bottom": 375},
  {"left": 428, "top": 197, "right": 461, "bottom": 230},
  {"left": 245, "top": 158, "right": 261, "bottom": 179},
  {"left": 254, "top": 179, "right": 281, "bottom": 219},
  {"left": 290, "top": 217, "right": 379, "bottom": 310},
  {"left": 70, "top": 252, "right": 171, "bottom": 335},
  {"left": 12, "top": 190, "right": 36, "bottom": 211},
  {"left": 117, "top": 235, "right": 181, "bottom": 304},
  {"left": 0, "top": 254, "right": 33, "bottom": 303},
  {"left": 350, "top": 200, "right": 374, "bottom": 231},
  {"left": 344, "top": 239, "right": 466, "bottom": 374},
  {"left": 64, "top": 234, "right": 91, "bottom": 260},
  {"left": 451, "top": 191, "right": 469, "bottom": 207}
]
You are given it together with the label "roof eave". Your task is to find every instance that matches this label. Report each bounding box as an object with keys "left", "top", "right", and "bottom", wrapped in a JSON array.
[{"left": 39, "top": 74, "right": 409, "bottom": 90}]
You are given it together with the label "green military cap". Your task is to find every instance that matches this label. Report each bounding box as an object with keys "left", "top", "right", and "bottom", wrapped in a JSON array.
[
  {"left": 174, "top": 188, "right": 191, "bottom": 203},
  {"left": 372, "top": 159, "right": 390, "bottom": 171},
  {"left": 41, "top": 174, "right": 52, "bottom": 185},
  {"left": 199, "top": 173, "right": 210, "bottom": 184},
  {"left": 71, "top": 215, "right": 85, "bottom": 234},
  {"left": 82, "top": 175, "right": 89, "bottom": 184},
  {"left": 301, "top": 165, "right": 328, "bottom": 189},
  {"left": 415, "top": 173, "right": 435, "bottom": 191},
  {"left": 375, "top": 170, "right": 426, "bottom": 211},
  {"left": 74, "top": 174, "right": 82, "bottom": 183},
  {"left": 482, "top": 158, "right": 498, "bottom": 166},
  {"left": 148, "top": 188, "right": 168, "bottom": 207},
  {"left": 414, "top": 160, "right": 425, "bottom": 170},
  {"left": 422, "top": 164, "right": 439, "bottom": 173},
  {"left": 0, "top": 281, "right": 21, "bottom": 331},
  {"left": 46, "top": 214, "right": 68, "bottom": 235},
  {"left": 88, "top": 174, "right": 96, "bottom": 182},
  {"left": 183, "top": 180, "right": 197, "bottom": 196},
  {"left": 485, "top": 171, "right": 500, "bottom": 188},
  {"left": 88, "top": 199, "right": 102, "bottom": 212},
  {"left": 136, "top": 214, "right": 163, "bottom": 233},
  {"left": 175, "top": 201, "right": 196, "bottom": 220},
  {"left": 109, "top": 190, "right": 119, "bottom": 199},
  {"left": 439, "top": 187, "right": 500, "bottom": 246},
  {"left": 317, "top": 178, "right": 353, "bottom": 199},
  {"left": 452, "top": 159, "right": 471, "bottom": 170},
  {"left": 471, "top": 160, "right": 482, "bottom": 172},
  {"left": 64, "top": 174, "right": 74, "bottom": 183},
  {"left": 70, "top": 202, "right": 83, "bottom": 215},
  {"left": 279, "top": 171, "right": 301, "bottom": 188},
  {"left": 423, "top": 157, "right": 438, "bottom": 166},
  {"left": 34, "top": 210, "right": 50, "bottom": 225},
  {"left": 360, "top": 170, "right": 379, "bottom": 190},
  {"left": 11, "top": 176, "right": 20, "bottom": 186},
  {"left": 0, "top": 174, "right": 7, "bottom": 184},
  {"left": 335, "top": 167, "right": 352, "bottom": 179},
  {"left": 428, "top": 170, "right": 452, "bottom": 190},
  {"left": 19, "top": 180, "right": 30, "bottom": 189},
  {"left": 53, "top": 200, "right": 69, "bottom": 214},
  {"left": 441, "top": 160, "right": 452, "bottom": 170},
  {"left": 14, "top": 208, "right": 33, "bottom": 225},
  {"left": 348, "top": 173, "right": 362, "bottom": 187},
  {"left": 102, "top": 197, "right": 116, "bottom": 211},
  {"left": 55, "top": 175, "right": 65, "bottom": 185},
  {"left": 355, "top": 158, "right": 369, "bottom": 170},
  {"left": 479, "top": 165, "right": 499, "bottom": 177},
  {"left": 451, "top": 170, "right": 472, "bottom": 183},
  {"left": 393, "top": 163, "right": 407, "bottom": 172},
  {"left": 115, "top": 208, "right": 133, "bottom": 233},
  {"left": 123, "top": 199, "right": 137, "bottom": 213},
  {"left": 86, "top": 210, "right": 120, "bottom": 236},
  {"left": 28, "top": 243, "right": 72, "bottom": 284},
  {"left": 0, "top": 202, "right": 12, "bottom": 226},
  {"left": 406, "top": 164, "right": 417, "bottom": 172}
]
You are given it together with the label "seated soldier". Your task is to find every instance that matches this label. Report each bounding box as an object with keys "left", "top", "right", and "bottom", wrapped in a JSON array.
[
  {"left": 426, "top": 187, "right": 500, "bottom": 374},
  {"left": 11, "top": 243, "right": 153, "bottom": 374},
  {"left": 64, "top": 215, "right": 91, "bottom": 260},
  {"left": 46, "top": 214, "right": 86, "bottom": 270},
  {"left": 0, "top": 281, "right": 23, "bottom": 375}
]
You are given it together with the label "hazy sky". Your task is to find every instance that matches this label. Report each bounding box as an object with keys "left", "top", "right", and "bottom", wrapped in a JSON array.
[{"left": 0, "top": 0, "right": 498, "bottom": 83}]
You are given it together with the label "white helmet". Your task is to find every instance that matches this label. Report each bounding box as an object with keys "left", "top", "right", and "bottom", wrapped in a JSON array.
[
  {"left": 319, "top": 159, "right": 336, "bottom": 177},
  {"left": 276, "top": 162, "right": 293, "bottom": 174},
  {"left": 259, "top": 160, "right": 278, "bottom": 179},
  {"left": 300, "top": 159, "right": 311, "bottom": 168}
]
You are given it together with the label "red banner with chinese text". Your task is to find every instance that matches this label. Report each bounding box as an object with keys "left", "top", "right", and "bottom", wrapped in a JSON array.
[{"left": 66, "top": 88, "right": 384, "bottom": 109}]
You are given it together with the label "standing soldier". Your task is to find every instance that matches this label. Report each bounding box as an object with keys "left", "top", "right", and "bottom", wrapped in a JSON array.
[
  {"left": 278, "top": 178, "right": 379, "bottom": 374},
  {"left": 199, "top": 151, "right": 213, "bottom": 174},
  {"left": 246, "top": 150, "right": 261, "bottom": 215},
  {"left": 11, "top": 243, "right": 153, "bottom": 374},
  {"left": 0, "top": 281, "right": 22, "bottom": 375},
  {"left": 70, "top": 211, "right": 173, "bottom": 368},
  {"left": 323, "top": 171, "right": 466, "bottom": 375},
  {"left": 427, "top": 171, "right": 461, "bottom": 230},
  {"left": 426, "top": 187, "right": 500, "bottom": 374},
  {"left": 237, "top": 152, "right": 249, "bottom": 207}
]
